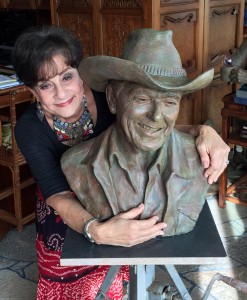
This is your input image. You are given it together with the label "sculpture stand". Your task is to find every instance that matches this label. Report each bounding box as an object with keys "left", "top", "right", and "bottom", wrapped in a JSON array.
[{"left": 61, "top": 202, "right": 227, "bottom": 299}]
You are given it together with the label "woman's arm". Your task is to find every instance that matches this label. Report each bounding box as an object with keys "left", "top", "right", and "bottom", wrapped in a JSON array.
[
  {"left": 175, "top": 124, "right": 230, "bottom": 184},
  {"left": 15, "top": 110, "right": 166, "bottom": 247},
  {"left": 47, "top": 192, "right": 166, "bottom": 247}
]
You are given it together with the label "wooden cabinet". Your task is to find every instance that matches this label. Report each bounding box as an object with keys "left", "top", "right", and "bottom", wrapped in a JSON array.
[
  {"left": 0, "top": 0, "right": 50, "bottom": 9},
  {"left": 0, "top": 86, "right": 36, "bottom": 230},
  {"left": 219, "top": 93, "right": 247, "bottom": 208},
  {"left": 50, "top": 0, "right": 244, "bottom": 129},
  {"left": 202, "top": 0, "right": 244, "bottom": 132}
]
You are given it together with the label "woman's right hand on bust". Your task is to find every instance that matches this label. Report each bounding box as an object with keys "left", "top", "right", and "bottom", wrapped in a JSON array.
[{"left": 89, "top": 203, "right": 167, "bottom": 247}]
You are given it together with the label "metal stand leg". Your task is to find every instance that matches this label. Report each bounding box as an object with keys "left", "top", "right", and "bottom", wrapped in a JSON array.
[
  {"left": 129, "top": 265, "right": 149, "bottom": 300},
  {"left": 129, "top": 265, "right": 192, "bottom": 300},
  {"left": 164, "top": 265, "right": 192, "bottom": 300}
]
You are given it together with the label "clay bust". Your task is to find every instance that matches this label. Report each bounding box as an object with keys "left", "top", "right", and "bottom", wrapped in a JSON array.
[{"left": 61, "top": 29, "right": 214, "bottom": 236}]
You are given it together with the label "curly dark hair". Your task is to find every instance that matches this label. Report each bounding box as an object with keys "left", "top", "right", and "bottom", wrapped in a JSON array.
[{"left": 11, "top": 25, "right": 83, "bottom": 88}]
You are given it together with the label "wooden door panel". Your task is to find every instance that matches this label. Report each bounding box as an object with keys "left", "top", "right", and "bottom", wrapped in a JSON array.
[
  {"left": 202, "top": 78, "right": 234, "bottom": 132},
  {"left": 161, "top": 0, "right": 199, "bottom": 5},
  {"left": 160, "top": 9, "right": 200, "bottom": 76},
  {"left": 176, "top": 94, "right": 194, "bottom": 125},
  {"left": 204, "top": 2, "right": 243, "bottom": 74},
  {"left": 57, "top": 13, "right": 94, "bottom": 57},
  {"left": 102, "top": 15, "right": 143, "bottom": 56},
  {"left": 101, "top": 0, "right": 144, "bottom": 56}
]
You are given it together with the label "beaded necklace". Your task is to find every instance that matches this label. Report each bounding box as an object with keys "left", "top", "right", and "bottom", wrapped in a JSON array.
[{"left": 53, "top": 95, "right": 94, "bottom": 146}]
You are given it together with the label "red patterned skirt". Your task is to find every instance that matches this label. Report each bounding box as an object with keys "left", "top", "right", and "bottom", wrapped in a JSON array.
[{"left": 36, "top": 239, "right": 129, "bottom": 300}]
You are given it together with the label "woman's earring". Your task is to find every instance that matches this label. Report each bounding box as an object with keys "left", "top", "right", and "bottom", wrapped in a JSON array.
[{"left": 36, "top": 101, "right": 44, "bottom": 122}]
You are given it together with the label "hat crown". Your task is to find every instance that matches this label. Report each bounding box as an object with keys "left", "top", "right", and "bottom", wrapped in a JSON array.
[
  {"left": 78, "top": 28, "right": 214, "bottom": 94},
  {"left": 120, "top": 29, "right": 186, "bottom": 78}
]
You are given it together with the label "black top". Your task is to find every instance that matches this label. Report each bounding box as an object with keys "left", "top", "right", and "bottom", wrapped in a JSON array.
[{"left": 15, "top": 90, "right": 115, "bottom": 200}]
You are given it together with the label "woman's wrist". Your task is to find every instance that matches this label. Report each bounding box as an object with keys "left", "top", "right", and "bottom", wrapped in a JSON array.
[
  {"left": 85, "top": 218, "right": 101, "bottom": 244},
  {"left": 83, "top": 217, "right": 99, "bottom": 242}
]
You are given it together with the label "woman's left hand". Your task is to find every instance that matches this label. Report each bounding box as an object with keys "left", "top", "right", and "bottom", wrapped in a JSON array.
[{"left": 195, "top": 125, "right": 230, "bottom": 184}]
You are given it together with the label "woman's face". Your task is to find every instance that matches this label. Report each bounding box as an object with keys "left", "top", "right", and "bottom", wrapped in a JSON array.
[{"left": 30, "top": 55, "right": 84, "bottom": 122}]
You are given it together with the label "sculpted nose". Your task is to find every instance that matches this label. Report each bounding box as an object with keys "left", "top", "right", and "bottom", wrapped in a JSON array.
[{"left": 150, "top": 100, "right": 163, "bottom": 121}]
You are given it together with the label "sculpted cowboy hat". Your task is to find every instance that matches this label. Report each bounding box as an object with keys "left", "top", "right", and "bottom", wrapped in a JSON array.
[{"left": 79, "top": 28, "right": 214, "bottom": 94}]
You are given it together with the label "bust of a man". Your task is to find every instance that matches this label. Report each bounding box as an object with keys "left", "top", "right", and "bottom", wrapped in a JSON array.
[{"left": 61, "top": 29, "right": 214, "bottom": 236}]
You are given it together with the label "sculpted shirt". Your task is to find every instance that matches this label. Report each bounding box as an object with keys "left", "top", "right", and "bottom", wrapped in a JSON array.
[{"left": 61, "top": 125, "right": 209, "bottom": 236}]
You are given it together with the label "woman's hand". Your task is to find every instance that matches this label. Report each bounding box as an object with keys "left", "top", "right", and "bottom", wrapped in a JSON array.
[
  {"left": 89, "top": 203, "right": 166, "bottom": 247},
  {"left": 193, "top": 125, "right": 230, "bottom": 184}
]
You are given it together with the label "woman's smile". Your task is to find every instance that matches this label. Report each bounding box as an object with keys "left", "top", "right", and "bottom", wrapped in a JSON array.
[{"left": 55, "top": 97, "right": 74, "bottom": 107}]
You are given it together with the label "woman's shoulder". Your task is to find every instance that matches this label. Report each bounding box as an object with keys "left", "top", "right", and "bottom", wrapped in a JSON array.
[
  {"left": 15, "top": 102, "right": 49, "bottom": 141},
  {"left": 15, "top": 102, "right": 38, "bottom": 131}
]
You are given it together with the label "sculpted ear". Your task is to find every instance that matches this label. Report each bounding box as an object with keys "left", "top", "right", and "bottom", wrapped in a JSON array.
[{"left": 106, "top": 85, "right": 117, "bottom": 114}]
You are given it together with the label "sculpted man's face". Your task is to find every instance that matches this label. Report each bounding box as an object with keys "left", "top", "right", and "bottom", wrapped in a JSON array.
[{"left": 108, "top": 82, "right": 182, "bottom": 151}]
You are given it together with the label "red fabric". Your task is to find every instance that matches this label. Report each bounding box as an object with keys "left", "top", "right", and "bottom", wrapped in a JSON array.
[{"left": 36, "top": 239, "right": 129, "bottom": 300}]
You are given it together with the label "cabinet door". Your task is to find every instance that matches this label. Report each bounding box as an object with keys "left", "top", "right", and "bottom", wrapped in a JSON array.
[
  {"left": 202, "top": 78, "right": 234, "bottom": 132},
  {"left": 203, "top": 0, "right": 244, "bottom": 74},
  {"left": 202, "top": 0, "right": 244, "bottom": 132},
  {"left": 159, "top": 1, "right": 204, "bottom": 124},
  {"left": 51, "top": 0, "right": 146, "bottom": 57},
  {"left": 50, "top": 0, "right": 95, "bottom": 57},
  {"left": 160, "top": 1, "right": 204, "bottom": 77},
  {"left": 100, "top": 1, "right": 144, "bottom": 56}
]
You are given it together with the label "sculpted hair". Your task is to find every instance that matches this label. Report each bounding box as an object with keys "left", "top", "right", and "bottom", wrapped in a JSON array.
[
  {"left": 11, "top": 25, "right": 83, "bottom": 88},
  {"left": 108, "top": 80, "right": 132, "bottom": 97}
]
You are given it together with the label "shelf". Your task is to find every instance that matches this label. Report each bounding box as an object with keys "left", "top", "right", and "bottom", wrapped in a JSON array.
[
  {"left": 227, "top": 132, "right": 247, "bottom": 147},
  {"left": 0, "top": 84, "right": 36, "bottom": 230},
  {"left": 0, "top": 177, "right": 35, "bottom": 201}
]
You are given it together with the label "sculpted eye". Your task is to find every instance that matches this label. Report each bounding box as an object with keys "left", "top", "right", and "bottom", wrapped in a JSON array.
[
  {"left": 165, "top": 98, "right": 178, "bottom": 106},
  {"left": 132, "top": 96, "right": 149, "bottom": 102}
]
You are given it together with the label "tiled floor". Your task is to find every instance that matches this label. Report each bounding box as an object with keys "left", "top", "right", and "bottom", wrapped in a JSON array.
[
  {"left": 156, "top": 196, "right": 247, "bottom": 300},
  {"left": 0, "top": 196, "right": 247, "bottom": 300}
]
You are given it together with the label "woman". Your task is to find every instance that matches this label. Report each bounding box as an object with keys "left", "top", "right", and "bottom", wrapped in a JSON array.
[{"left": 12, "top": 25, "right": 229, "bottom": 300}]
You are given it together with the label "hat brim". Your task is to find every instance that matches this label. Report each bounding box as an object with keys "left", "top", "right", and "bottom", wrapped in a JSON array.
[{"left": 79, "top": 56, "right": 214, "bottom": 95}]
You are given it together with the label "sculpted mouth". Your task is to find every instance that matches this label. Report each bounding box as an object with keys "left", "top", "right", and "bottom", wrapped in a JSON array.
[{"left": 138, "top": 123, "right": 163, "bottom": 133}]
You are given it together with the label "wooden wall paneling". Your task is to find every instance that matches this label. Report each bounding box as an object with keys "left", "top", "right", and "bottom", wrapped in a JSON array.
[
  {"left": 2, "top": 0, "right": 34, "bottom": 9},
  {"left": 50, "top": 0, "right": 58, "bottom": 24},
  {"left": 92, "top": 0, "right": 103, "bottom": 55},
  {"left": 202, "top": 0, "right": 244, "bottom": 132},
  {"left": 204, "top": 0, "right": 244, "bottom": 74},
  {"left": 0, "top": 0, "right": 7, "bottom": 8},
  {"left": 142, "top": 0, "right": 160, "bottom": 29},
  {"left": 160, "top": 0, "right": 199, "bottom": 5},
  {"left": 176, "top": 93, "right": 196, "bottom": 125},
  {"left": 36, "top": 0, "right": 51, "bottom": 10},
  {"left": 51, "top": 0, "right": 94, "bottom": 57},
  {"left": 159, "top": 1, "right": 204, "bottom": 124},
  {"left": 202, "top": 77, "right": 234, "bottom": 132},
  {"left": 100, "top": 0, "right": 144, "bottom": 56},
  {"left": 1, "top": 0, "right": 50, "bottom": 9}
]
